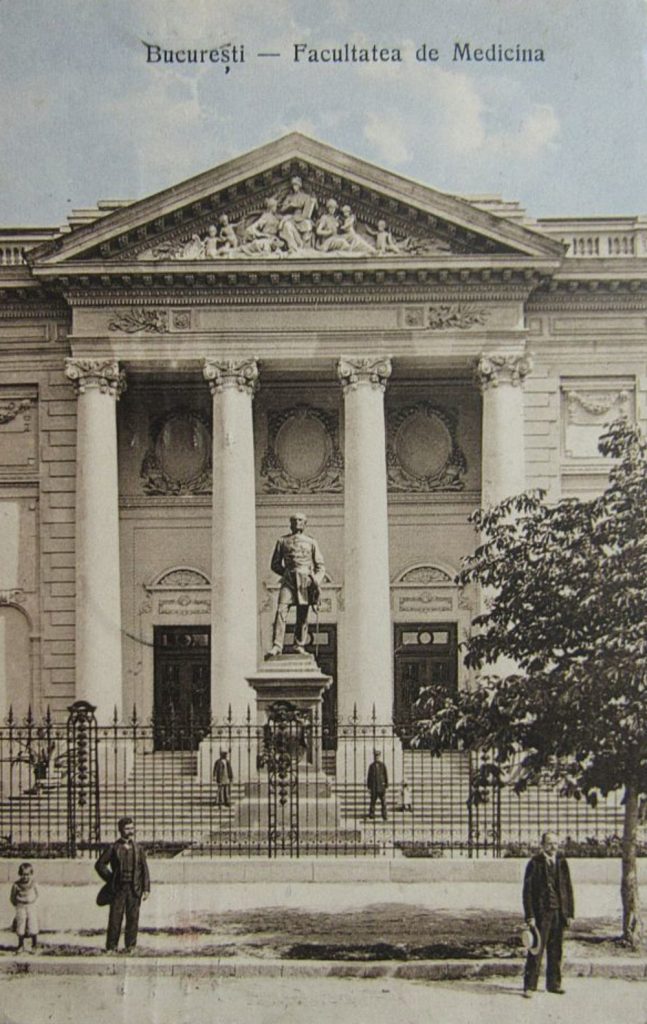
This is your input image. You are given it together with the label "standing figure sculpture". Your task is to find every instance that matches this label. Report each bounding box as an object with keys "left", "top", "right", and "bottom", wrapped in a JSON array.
[{"left": 268, "top": 513, "right": 325, "bottom": 656}]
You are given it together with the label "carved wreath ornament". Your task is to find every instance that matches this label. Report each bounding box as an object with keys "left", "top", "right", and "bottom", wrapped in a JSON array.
[
  {"left": 260, "top": 404, "right": 343, "bottom": 493},
  {"left": 140, "top": 408, "right": 212, "bottom": 495},
  {"left": 386, "top": 402, "right": 466, "bottom": 492}
]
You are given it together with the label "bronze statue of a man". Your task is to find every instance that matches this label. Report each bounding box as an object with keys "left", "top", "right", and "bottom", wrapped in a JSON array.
[{"left": 268, "top": 512, "right": 325, "bottom": 656}]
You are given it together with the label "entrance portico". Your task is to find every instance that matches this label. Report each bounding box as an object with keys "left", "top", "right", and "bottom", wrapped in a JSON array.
[{"left": 27, "top": 134, "right": 563, "bottom": 730}]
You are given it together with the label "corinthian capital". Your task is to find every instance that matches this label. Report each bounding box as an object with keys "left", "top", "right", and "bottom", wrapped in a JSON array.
[
  {"left": 203, "top": 358, "right": 259, "bottom": 396},
  {"left": 64, "top": 359, "right": 126, "bottom": 397},
  {"left": 337, "top": 356, "right": 392, "bottom": 393},
  {"left": 474, "top": 353, "right": 532, "bottom": 391}
]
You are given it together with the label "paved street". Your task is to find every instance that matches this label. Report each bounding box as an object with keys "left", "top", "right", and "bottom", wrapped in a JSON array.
[{"left": 0, "top": 974, "right": 645, "bottom": 1024}]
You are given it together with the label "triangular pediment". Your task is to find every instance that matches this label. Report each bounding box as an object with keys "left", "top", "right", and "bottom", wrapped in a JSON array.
[{"left": 30, "top": 134, "right": 563, "bottom": 268}]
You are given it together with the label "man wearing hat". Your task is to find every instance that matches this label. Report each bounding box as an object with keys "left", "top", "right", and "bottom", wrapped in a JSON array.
[
  {"left": 366, "top": 750, "right": 389, "bottom": 821},
  {"left": 268, "top": 512, "right": 326, "bottom": 656},
  {"left": 212, "top": 750, "right": 233, "bottom": 807},
  {"left": 522, "top": 831, "right": 574, "bottom": 997}
]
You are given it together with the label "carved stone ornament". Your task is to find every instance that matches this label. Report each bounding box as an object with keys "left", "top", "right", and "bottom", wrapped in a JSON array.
[
  {"left": 203, "top": 358, "right": 259, "bottom": 396},
  {"left": 64, "top": 359, "right": 127, "bottom": 397},
  {"left": 565, "top": 388, "right": 630, "bottom": 423},
  {"left": 428, "top": 304, "right": 489, "bottom": 330},
  {"left": 0, "top": 588, "right": 25, "bottom": 606},
  {"left": 171, "top": 310, "right": 192, "bottom": 330},
  {"left": 141, "top": 408, "right": 212, "bottom": 495},
  {"left": 153, "top": 568, "right": 211, "bottom": 589},
  {"left": 0, "top": 398, "right": 31, "bottom": 426},
  {"left": 137, "top": 177, "right": 454, "bottom": 262},
  {"left": 260, "top": 404, "right": 343, "bottom": 493},
  {"left": 337, "top": 356, "right": 392, "bottom": 392},
  {"left": 386, "top": 402, "right": 466, "bottom": 492},
  {"left": 108, "top": 308, "right": 168, "bottom": 333},
  {"left": 399, "top": 566, "right": 453, "bottom": 584},
  {"left": 474, "top": 353, "right": 532, "bottom": 391}
]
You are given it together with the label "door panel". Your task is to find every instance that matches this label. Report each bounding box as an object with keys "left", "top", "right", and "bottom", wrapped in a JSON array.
[
  {"left": 394, "top": 622, "right": 458, "bottom": 733},
  {"left": 154, "top": 626, "right": 211, "bottom": 750}
]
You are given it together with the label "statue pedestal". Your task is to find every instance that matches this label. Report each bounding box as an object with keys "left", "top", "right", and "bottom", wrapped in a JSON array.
[
  {"left": 235, "top": 653, "right": 338, "bottom": 829},
  {"left": 247, "top": 652, "right": 331, "bottom": 765}
]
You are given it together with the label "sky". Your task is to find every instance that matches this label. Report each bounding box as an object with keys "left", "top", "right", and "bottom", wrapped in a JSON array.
[{"left": 1, "top": 0, "right": 647, "bottom": 226}]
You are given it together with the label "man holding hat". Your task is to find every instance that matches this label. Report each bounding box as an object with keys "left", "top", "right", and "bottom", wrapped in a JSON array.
[{"left": 522, "top": 831, "right": 574, "bottom": 997}]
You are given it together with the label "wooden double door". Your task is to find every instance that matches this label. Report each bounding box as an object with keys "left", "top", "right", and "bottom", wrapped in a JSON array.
[
  {"left": 153, "top": 625, "right": 210, "bottom": 750},
  {"left": 394, "top": 622, "right": 458, "bottom": 732}
]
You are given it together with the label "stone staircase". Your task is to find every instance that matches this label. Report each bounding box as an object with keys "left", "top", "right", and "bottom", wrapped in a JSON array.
[{"left": 0, "top": 748, "right": 625, "bottom": 854}]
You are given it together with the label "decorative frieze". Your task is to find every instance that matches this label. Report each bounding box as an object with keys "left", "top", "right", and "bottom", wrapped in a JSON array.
[
  {"left": 386, "top": 402, "right": 466, "bottom": 492},
  {"left": 136, "top": 175, "right": 455, "bottom": 262},
  {"left": 260, "top": 404, "right": 343, "bottom": 493},
  {"left": 474, "top": 353, "right": 532, "bottom": 391},
  {"left": 64, "top": 358, "right": 127, "bottom": 397},
  {"left": 203, "top": 358, "right": 259, "bottom": 396},
  {"left": 427, "top": 303, "right": 489, "bottom": 330},
  {"left": 108, "top": 308, "right": 168, "bottom": 333},
  {"left": 337, "top": 356, "right": 392, "bottom": 392}
]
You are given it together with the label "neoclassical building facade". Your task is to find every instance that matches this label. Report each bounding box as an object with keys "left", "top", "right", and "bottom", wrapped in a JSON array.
[{"left": 0, "top": 134, "right": 645, "bottom": 738}]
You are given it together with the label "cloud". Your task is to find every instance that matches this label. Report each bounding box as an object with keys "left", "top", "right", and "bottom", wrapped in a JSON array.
[
  {"left": 429, "top": 69, "right": 487, "bottom": 154},
  {"left": 506, "top": 104, "right": 560, "bottom": 157},
  {"left": 363, "top": 111, "right": 411, "bottom": 165}
]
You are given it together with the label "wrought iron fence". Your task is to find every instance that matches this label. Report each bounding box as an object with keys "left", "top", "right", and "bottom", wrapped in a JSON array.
[{"left": 0, "top": 702, "right": 626, "bottom": 859}]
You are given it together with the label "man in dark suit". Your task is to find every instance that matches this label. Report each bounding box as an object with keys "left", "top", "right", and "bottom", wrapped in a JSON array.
[
  {"left": 213, "top": 750, "right": 234, "bottom": 807},
  {"left": 366, "top": 750, "right": 389, "bottom": 821},
  {"left": 522, "top": 831, "right": 574, "bottom": 997},
  {"left": 95, "top": 816, "right": 150, "bottom": 953}
]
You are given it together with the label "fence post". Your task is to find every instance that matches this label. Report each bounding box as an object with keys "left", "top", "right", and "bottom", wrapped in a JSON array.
[{"left": 66, "top": 700, "right": 100, "bottom": 858}]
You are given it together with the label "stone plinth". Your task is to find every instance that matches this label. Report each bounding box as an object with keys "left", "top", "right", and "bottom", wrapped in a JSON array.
[
  {"left": 235, "top": 652, "right": 338, "bottom": 827},
  {"left": 248, "top": 653, "right": 331, "bottom": 727}
]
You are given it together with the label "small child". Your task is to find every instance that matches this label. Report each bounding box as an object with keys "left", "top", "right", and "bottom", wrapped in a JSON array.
[
  {"left": 399, "top": 780, "right": 413, "bottom": 813},
  {"left": 10, "top": 862, "right": 39, "bottom": 952}
]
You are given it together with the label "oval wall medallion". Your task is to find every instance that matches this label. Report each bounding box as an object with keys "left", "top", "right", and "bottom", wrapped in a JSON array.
[
  {"left": 387, "top": 402, "right": 466, "bottom": 492},
  {"left": 261, "top": 404, "right": 343, "bottom": 493},
  {"left": 141, "top": 408, "right": 212, "bottom": 494}
]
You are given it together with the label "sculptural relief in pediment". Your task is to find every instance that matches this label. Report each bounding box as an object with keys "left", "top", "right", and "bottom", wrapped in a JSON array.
[{"left": 133, "top": 173, "right": 472, "bottom": 263}]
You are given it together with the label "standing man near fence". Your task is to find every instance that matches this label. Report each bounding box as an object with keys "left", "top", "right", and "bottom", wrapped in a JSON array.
[
  {"left": 366, "top": 750, "right": 389, "bottom": 821},
  {"left": 522, "top": 830, "right": 574, "bottom": 997},
  {"left": 213, "top": 750, "right": 234, "bottom": 807},
  {"left": 95, "top": 816, "right": 150, "bottom": 954}
]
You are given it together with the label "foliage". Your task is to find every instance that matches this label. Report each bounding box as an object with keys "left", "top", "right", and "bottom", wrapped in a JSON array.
[
  {"left": 503, "top": 835, "right": 647, "bottom": 859},
  {"left": 415, "top": 420, "right": 647, "bottom": 809}
]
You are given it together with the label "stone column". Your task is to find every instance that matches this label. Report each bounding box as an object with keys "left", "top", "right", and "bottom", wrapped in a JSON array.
[
  {"left": 337, "top": 357, "right": 393, "bottom": 723},
  {"left": 475, "top": 353, "right": 531, "bottom": 505},
  {"left": 203, "top": 358, "right": 259, "bottom": 722},
  {"left": 475, "top": 353, "right": 531, "bottom": 675},
  {"left": 65, "top": 359, "right": 126, "bottom": 721}
]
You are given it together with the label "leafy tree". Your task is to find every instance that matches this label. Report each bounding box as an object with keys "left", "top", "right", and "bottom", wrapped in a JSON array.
[{"left": 416, "top": 420, "right": 647, "bottom": 946}]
